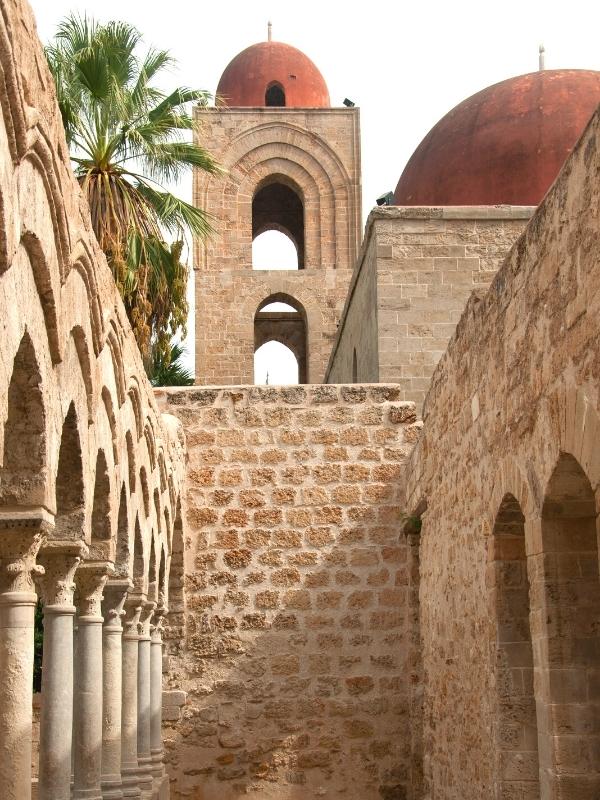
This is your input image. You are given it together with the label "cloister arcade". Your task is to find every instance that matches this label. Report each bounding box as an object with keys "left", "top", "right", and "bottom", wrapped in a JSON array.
[{"left": 0, "top": 4, "right": 185, "bottom": 797}]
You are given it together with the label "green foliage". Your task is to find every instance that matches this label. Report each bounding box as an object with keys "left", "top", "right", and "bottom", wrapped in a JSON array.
[
  {"left": 149, "top": 341, "right": 194, "bottom": 386},
  {"left": 33, "top": 600, "right": 43, "bottom": 693},
  {"left": 46, "top": 15, "right": 221, "bottom": 361}
]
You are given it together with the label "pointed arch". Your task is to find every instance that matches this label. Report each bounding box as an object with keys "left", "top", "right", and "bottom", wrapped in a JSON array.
[
  {"left": 1, "top": 331, "right": 46, "bottom": 506},
  {"left": 132, "top": 516, "right": 145, "bottom": 593},
  {"left": 537, "top": 452, "right": 600, "bottom": 795},
  {"left": 70, "top": 326, "right": 94, "bottom": 423},
  {"left": 114, "top": 483, "right": 130, "bottom": 577},
  {"left": 90, "top": 448, "right": 111, "bottom": 559},
  {"left": 101, "top": 387, "right": 119, "bottom": 465},
  {"left": 139, "top": 466, "right": 150, "bottom": 517},
  {"left": 55, "top": 402, "right": 84, "bottom": 538},
  {"left": 126, "top": 431, "right": 136, "bottom": 493},
  {"left": 490, "top": 493, "right": 539, "bottom": 799},
  {"left": 254, "top": 293, "right": 307, "bottom": 383}
]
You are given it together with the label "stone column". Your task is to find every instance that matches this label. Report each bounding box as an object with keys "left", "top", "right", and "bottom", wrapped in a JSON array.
[
  {"left": 37, "top": 541, "right": 87, "bottom": 800},
  {"left": 101, "top": 579, "right": 132, "bottom": 800},
  {"left": 73, "top": 561, "right": 113, "bottom": 800},
  {"left": 150, "top": 607, "right": 166, "bottom": 788},
  {"left": 121, "top": 597, "right": 142, "bottom": 798},
  {"left": 137, "top": 601, "right": 155, "bottom": 799},
  {"left": 0, "top": 512, "right": 49, "bottom": 800}
]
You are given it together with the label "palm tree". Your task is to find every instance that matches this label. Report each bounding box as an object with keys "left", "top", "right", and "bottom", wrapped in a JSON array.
[
  {"left": 46, "top": 15, "right": 221, "bottom": 363},
  {"left": 149, "top": 342, "right": 194, "bottom": 387}
]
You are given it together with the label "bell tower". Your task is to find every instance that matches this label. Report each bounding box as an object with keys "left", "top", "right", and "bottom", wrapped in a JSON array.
[{"left": 193, "top": 32, "right": 362, "bottom": 384}]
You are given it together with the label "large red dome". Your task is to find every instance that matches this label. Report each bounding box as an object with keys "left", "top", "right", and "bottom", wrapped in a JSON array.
[
  {"left": 394, "top": 70, "right": 600, "bottom": 206},
  {"left": 216, "top": 41, "right": 330, "bottom": 108}
]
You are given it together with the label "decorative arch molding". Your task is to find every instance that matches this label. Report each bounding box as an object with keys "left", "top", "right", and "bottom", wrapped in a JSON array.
[
  {"left": 70, "top": 326, "right": 94, "bottom": 424},
  {"left": 105, "top": 321, "right": 127, "bottom": 406},
  {"left": 0, "top": 10, "right": 28, "bottom": 164},
  {"left": 127, "top": 379, "right": 144, "bottom": 440},
  {"left": 69, "top": 240, "right": 104, "bottom": 356},
  {"left": 20, "top": 142, "right": 69, "bottom": 280},
  {"left": 144, "top": 419, "right": 157, "bottom": 471},
  {"left": 487, "top": 457, "right": 535, "bottom": 536},
  {"left": 20, "top": 232, "right": 61, "bottom": 363},
  {"left": 100, "top": 386, "right": 119, "bottom": 466}
]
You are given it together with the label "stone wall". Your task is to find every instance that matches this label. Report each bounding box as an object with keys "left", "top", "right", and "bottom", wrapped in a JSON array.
[
  {"left": 405, "top": 109, "right": 600, "bottom": 798},
  {"left": 326, "top": 206, "right": 533, "bottom": 409},
  {"left": 193, "top": 107, "right": 362, "bottom": 385},
  {"left": 156, "top": 384, "right": 421, "bottom": 800},
  {"left": 326, "top": 223, "right": 379, "bottom": 384}
]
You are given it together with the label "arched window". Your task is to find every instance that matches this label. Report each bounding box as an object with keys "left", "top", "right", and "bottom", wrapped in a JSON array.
[
  {"left": 265, "top": 82, "right": 285, "bottom": 106},
  {"left": 254, "top": 294, "right": 307, "bottom": 383},
  {"left": 252, "top": 178, "right": 304, "bottom": 269}
]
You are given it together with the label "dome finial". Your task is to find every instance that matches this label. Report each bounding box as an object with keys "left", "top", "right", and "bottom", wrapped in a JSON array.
[
  {"left": 539, "top": 44, "right": 545, "bottom": 71},
  {"left": 268, "top": 21, "right": 272, "bottom": 42}
]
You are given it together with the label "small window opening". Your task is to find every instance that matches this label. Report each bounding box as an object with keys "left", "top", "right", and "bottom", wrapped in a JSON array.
[
  {"left": 254, "top": 342, "right": 298, "bottom": 385},
  {"left": 352, "top": 348, "right": 358, "bottom": 383},
  {"left": 265, "top": 82, "right": 285, "bottom": 106}
]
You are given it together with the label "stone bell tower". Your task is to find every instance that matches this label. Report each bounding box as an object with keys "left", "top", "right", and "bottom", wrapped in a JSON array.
[{"left": 193, "top": 29, "right": 362, "bottom": 384}]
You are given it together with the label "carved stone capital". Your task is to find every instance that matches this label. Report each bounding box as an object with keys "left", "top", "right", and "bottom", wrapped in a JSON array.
[
  {"left": 0, "top": 510, "right": 54, "bottom": 595},
  {"left": 138, "top": 600, "right": 157, "bottom": 639},
  {"left": 150, "top": 606, "right": 167, "bottom": 643},
  {"left": 123, "top": 595, "right": 144, "bottom": 638},
  {"left": 102, "top": 578, "right": 133, "bottom": 630},
  {"left": 36, "top": 540, "right": 89, "bottom": 608},
  {"left": 75, "top": 560, "right": 115, "bottom": 619}
]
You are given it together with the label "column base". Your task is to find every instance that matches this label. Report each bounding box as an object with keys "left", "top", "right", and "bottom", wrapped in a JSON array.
[
  {"left": 100, "top": 773, "right": 124, "bottom": 799},
  {"left": 120, "top": 768, "right": 141, "bottom": 799},
  {"left": 72, "top": 791, "right": 103, "bottom": 800},
  {"left": 137, "top": 758, "right": 153, "bottom": 800}
]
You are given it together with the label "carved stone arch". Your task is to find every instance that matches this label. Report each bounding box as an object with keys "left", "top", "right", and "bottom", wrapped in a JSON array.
[
  {"left": 55, "top": 401, "right": 85, "bottom": 539},
  {"left": 114, "top": 482, "right": 130, "bottom": 577},
  {"left": 68, "top": 243, "right": 103, "bottom": 356},
  {"left": 90, "top": 447, "right": 112, "bottom": 559},
  {"left": 157, "top": 544, "right": 167, "bottom": 608},
  {"left": 242, "top": 282, "right": 323, "bottom": 383},
  {"left": 144, "top": 419, "right": 157, "bottom": 471},
  {"left": 148, "top": 531, "right": 158, "bottom": 603},
  {"left": 487, "top": 457, "right": 535, "bottom": 537},
  {"left": 127, "top": 379, "right": 144, "bottom": 440},
  {"left": 158, "top": 450, "right": 167, "bottom": 493},
  {"left": 0, "top": 330, "right": 47, "bottom": 506},
  {"left": 139, "top": 466, "right": 150, "bottom": 518},
  {"left": 70, "top": 326, "right": 94, "bottom": 424},
  {"left": 550, "top": 384, "right": 600, "bottom": 492},
  {"left": 20, "top": 142, "right": 69, "bottom": 281},
  {"left": 100, "top": 386, "right": 119, "bottom": 466},
  {"left": 167, "top": 474, "right": 176, "bottom": 513},
  {"left": 0, "top": 11, "right": 28, "bottom": 164},
  {"left": 20, "top": 232, "right": 61, "bottom": 363},
  {"left": 163, "top": 506, "right": 171, "bottom": 548},
  {"left": 125, "top": 430, "right": 136, "bottom": 493},
  {"left": 105, "top": 320, "right": 126, "bottom": 406},
  {"left": 254, "top": 292, "right": 308, "bottom": 383},
  {"left": 132, "top": 515, "right": 145, "bottom": 593}
]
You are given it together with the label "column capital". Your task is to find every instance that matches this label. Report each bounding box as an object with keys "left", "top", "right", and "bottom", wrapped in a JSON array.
[
  {"left": 138, "top": 600, "right": 156, "bottom": 640},
  {"left": 0, "top": 509, "right": 54, "bottom": 595},
  {"left": 123, "top": 594, "right": 143, "bottom": 638},
  {"left": 150, "top": 606, "right": 167, "bottom": 644},
  {"left": 75, "top": 560, "right": 115, "bottom": 619},
  {"left": 36, "top": 540, "right": 88, "bottom": 608},
  {"left": 102, "top": 577, "right": 132, "bottom": 630}
]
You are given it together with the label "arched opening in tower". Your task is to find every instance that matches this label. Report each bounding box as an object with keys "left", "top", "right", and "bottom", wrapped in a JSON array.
[
  {"left": 254, "top": 294, "right": 307, "bottom": 384},
  {"left": 265, "top": 82, "right": 286, "bottom": 107},
  {"left": 252, "top": 178, "right": 304, "bottom": 269}
]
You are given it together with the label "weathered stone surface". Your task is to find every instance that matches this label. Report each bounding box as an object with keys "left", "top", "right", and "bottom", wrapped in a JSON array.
[{"left": 162, "top": 385, "right": 414, "bottom": 799}]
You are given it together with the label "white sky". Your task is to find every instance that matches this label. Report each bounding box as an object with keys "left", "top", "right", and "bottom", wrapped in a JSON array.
[{"left": 30, "top": 0, "right": 600, "bottom": 383}]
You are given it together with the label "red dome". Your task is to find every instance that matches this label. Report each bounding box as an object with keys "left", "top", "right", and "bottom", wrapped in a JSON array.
[
  {"left": 216, "top": 41, "right": 330, "bottom": 108},
  {"left": 394, "top": 70, "right": 600, "bottom": 206}
]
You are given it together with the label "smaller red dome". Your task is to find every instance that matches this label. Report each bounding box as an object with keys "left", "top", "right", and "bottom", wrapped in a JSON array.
[
  {"left": 394, "top": 69, "right": 600, "bottom": 206},
  {"left": 217, "top": 41, "right": 330, "bottom": 108}
]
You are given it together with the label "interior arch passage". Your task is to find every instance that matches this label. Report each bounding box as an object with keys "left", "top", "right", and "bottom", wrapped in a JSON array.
[{"left": 252, "top": 178, "right": 304, "bottom": 269}]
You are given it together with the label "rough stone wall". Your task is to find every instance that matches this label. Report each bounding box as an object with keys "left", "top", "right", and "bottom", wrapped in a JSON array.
[
  {"left": 326, "top": 207, "right": 533, "bottom": 410},
  {"left": 193, "top": 108, "right": 362, "bottom": 385},
  {"left": 405, "top": 110, "right": 600, "bottom": 798},
  {"left": 156, "top": 384, "right": 421, "bottom": 800}
]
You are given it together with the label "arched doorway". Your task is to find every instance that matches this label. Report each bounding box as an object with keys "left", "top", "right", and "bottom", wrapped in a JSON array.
[{"left": 254, "top": 294, "right": 307, "bottom": 384}]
